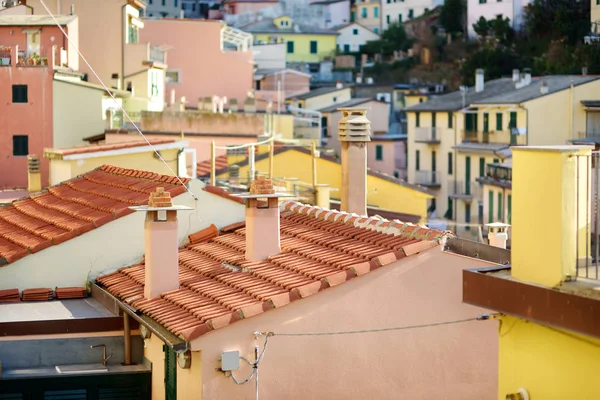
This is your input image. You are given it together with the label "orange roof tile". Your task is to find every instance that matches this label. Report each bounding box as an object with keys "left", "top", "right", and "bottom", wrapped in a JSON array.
[
  {"left": 0, "top": 165, "right": 190, "bottom": 265},
  {"left": 197, "top": 155, "right": 228, "bottom": 178},
  {"left": 45, "top": 139, "right": 178, "bottom": 158},
  {"left": 96, "top": 201, "right": 452, "bottom": 342}
]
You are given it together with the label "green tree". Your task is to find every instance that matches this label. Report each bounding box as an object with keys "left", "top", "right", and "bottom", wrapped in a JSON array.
[
  {"left": 524, "top": 0, "right": 590, "bottom": 45},
  {"left": 362, "top": 22, "right": 412, "bottom": 56},
  {"left": 472, "top": 16, "right": 490, "bottom": 38},
  {"left": 439, "top": 0, "right": 466, "bottom": 35},
  {"left": 461, "top": 47, "right": 521, "bottom": 84}
]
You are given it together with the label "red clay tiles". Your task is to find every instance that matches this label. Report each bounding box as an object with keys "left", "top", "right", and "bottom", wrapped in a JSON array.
[
  {"left": 203, "top": 185, "right": 245, "bottom": 204},
  {"left": 45, "top": 139, "right": 177, "bottom": 158},
  {"left": 0, "top": 288, "right": 20, "bottom": 302},
  {"left": 97, "top": 200, "right": 453, "bottom": 342},
  {"left": 55, "top": 287, "right": 88, "bottom": 300},
  {"left": 0, "top": 165, "right": 190, "bottom": 265},
  {"left": 22, "top": 288, "right": 53, "bottom": 301},
  {"left": 189, "top": 224, "right": 219, "bottom": 245},
  {"left": 197, "top": 155, "right": 228, "bottom": 178}
]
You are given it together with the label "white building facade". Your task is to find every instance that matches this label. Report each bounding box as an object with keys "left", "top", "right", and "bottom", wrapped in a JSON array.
[
  {"left": 466, "top": 0, "right": 531, "bottom": 37},
  {"left": 336, "top": 22, "right": 380, "bottom": 53}
]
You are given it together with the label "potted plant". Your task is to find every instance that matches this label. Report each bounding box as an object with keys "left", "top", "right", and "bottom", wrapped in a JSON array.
[
  {"left": 31, "top": 52, "right": 40, "bottom": 65},
  {"left": 40, "top": 56, "right": 48, "bottom": 66}
]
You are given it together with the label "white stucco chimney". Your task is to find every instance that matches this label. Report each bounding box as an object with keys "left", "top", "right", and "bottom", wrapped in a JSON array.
[
  {"left": 540, "top": 80, "right": 548, "bottom": 95},
  {"left": 512, "top": 69, "right": 519, "bottom": 82},
  {"left": 486, "top": 222, "right": 510, "bottom": 249},
  {"left": 475, "top": 69, "right": 485, "bottom": 93},
  {"left": 336, "top": 81, "right": 343, "bottom": 89}
]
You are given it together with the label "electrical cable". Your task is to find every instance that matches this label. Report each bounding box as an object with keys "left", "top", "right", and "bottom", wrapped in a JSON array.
[
  {"left": 223, "top": 333, "right": 270, "bottom": 394},
  {"left": 256, "top": 314, "right": 493, "bottom": 337},
  {"left": 39, "top": 0, "right": 198, "bottom": 201}
]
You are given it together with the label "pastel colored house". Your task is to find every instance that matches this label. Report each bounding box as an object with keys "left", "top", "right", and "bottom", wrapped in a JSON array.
[
  {"left": 94, "top": 133, "right": 503, "bottom": 399},
  {"left": 222, "top": 0, "right": 278, "bottom": 15},
  {"left": 140, "top": 18, "right": 254, "bottom": 107},
  {"left": 43, "top": 139, "right": 193, "bottom": 186},
  {"left": 334, "top": 22, "right": 380, "bottom": 53},
  {"left": 308, "top": 0, "right": 351, "bottom": 29},
  {"left": 28, "top": 0, "right": 168, "bottom": 113},
  {"left": 476, "top": 157, "right": 512, "bottom": 229},
  {"left": 242, "top": 16, "right": 338, "bottom": 64},
  {"left": 0, "top": 14, "right": 131, "bottom": 189},
  {"left": 253, "top": 42, "right": 286, "bottom": 69},
  {"left": 405, "top": 70, "right": 600, "bottom": 239},
  {"left": 0, "top": 165, "right": 245, "bottom": 291},
  {"left": 145, "top": 0, "right": 182, "bottom": 18},
  {"left": 381, "top": 0, "right": 442, "bottom": 29},
  {"left": 463, "top": 145, "right": 600, "bottom": 400},
  {"left": 467, "top": 0, "right": 530, "bottom": 38},
  {"left": 286, "top": 85, "right": 353, "bottom": 110},
  {"left": 254, "top": 68, "right": 311, "bottom": 98},
  {"left": 352, "top": 0, "right": 382, "bottom": 33}
]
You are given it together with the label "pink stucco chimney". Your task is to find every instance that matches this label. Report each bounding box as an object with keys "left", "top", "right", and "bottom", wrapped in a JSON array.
[
  {"left": 137, "top": 187, "right": 181, "bottom": 299},
  {"left": 338, "top": 108, "right": 371, "bottom": 216},
  {"left": 244, "top": 176, "right": 281, "bottom": 261}
]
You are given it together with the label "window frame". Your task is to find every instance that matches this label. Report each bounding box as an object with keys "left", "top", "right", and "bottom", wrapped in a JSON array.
[{"left": 12, "top": 135, "right": 28, "bottom": 157}]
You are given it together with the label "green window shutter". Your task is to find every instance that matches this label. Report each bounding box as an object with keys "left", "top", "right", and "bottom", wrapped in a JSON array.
[
  {"left": 448, "top": 112, "right": 453, "bottom": 128},
  {"left": 374, "top": 6, "right": 379, "bottom": 17},
  {"left": 496, "top": 113, "right": 502, "bottom": 131},
  {"left": 497, "top": 192, "right": 503, "bottom": 220},
  {"left": 361, "top": 7, "right": 367, "bottom": 17},
  {"left": 415, "top": 112, "right": 420, "bottom": 127},
  {"left": 465, "top": 156, "right": 471, "bottom": 195},
  {"left": 507, "top": 194, "right": 512, "bottom": 224},
  {"left": 448, "top": 152, "right": 453, "bottom": 175},
  {"left": 465, "top": 204, "right": 471, "bottom": 229},
  {"left": 310, "top": 41, "right": 318, "bottom": 54},
  {"left": 376, "top": 145, "right": 383, "bottom": 161},
  {"left": 493, "top": 158, "right": 499, "bottom": 164},
  {"left": 483, "top": 113, "right": 489, "bottom": 132},
  {"left": 164, "top": 345, "right": 177, "bottom": 400},
  {"left": 432, "top": 150, "right": 436, "bottom": 171},
  {"left": 287, "top": 41, "right": 294, "bottom": 53},
  {"left": 447, "top": 198, "right": 453, "bottom": 220},
  {"left": 488, "top": 190, "right": 494, "bottom": 223},
  {"left": 509, "top": 111, "right": 517, "bottom": 128},
  {"left": 416, "top": 150, "right": 420, "bottom": 170},
  {"left": 432, "top": 112, "right": 436, "bottom": 127},
  {"left": 479, "top": 157, "right": 485, "bottom": 177}
]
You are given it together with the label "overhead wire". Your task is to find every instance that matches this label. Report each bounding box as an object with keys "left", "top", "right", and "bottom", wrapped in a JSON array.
[
  {"left": 255, "top": 314, "right": 494, "bottom": 337},
  {"left": 39, "top": 0, "right": 198, "bottom": 201}
]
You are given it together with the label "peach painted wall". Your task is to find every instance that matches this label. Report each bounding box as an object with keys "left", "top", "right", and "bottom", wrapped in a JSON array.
[
  {"left": 261, "top": 71, "right": 310, "bottom": 97},
  {"left": 105, "top": 132, "right": 257, "bottom": 161},
  {"left": 0, "top": 46, "right": 56, "bottom": 188},
  {"left": 227, "top": 1, "right": 277, "bottom": 14},
  {"left": 190, "top": 247, "right": 498, "bottom": 399},
  {"left": 140, "top": 19, "right": 254, "bottom": 106}
]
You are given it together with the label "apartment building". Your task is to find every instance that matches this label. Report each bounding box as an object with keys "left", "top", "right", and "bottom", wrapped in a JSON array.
[
  {"left": 146, "top": 0, "right": 182, "bottom": 18},
  {"left": 352, "top": 0, "right": 381, "bottom": 33},
  {"left": 406, "top": 69, "right": 600, "bottom": 238}
]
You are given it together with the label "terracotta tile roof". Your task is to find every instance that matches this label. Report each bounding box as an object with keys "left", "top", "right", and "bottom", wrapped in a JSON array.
[
  {"left": 44, "top": 139, "right": 178, "bottom": 158},
  {"left": 96, "top": 201, "right": 452, "bottom": 342},
  {"left": 0, "top": 288, "right": 20, "bottom": 303},
  {"left": 22, "top": 288, "right": 53, "bottom": 301},
  {"left": 203, "top": 185, "right": 245, "bottom": 204},
  {"left": 196, "top": 154, "right": 229, "bottom": 178},
  {"left": 0, "top": 165, "right": 190, "bottom": 265},
  {"left": 0, "top": 287, "right": 89, "bottom": 302}
]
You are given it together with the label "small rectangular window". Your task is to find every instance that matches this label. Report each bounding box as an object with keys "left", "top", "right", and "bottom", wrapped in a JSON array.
[
  {"left": 408, "top": 9, "right": 413, "bottom": 18},
  {"left": 174, "top": 0, "right": 178, "bottom": 6},
  {"left": 374, "top": 6, "right": 379, "bottom": 17},
  {"left": 375, "top": 145, "right": 383, "bottom": 161},
  {"left": 448, "top": 152, "right": 453, "bottom": 175},
  {"left": 386, "top": 15, "right": 390, "bottom": 23},
  {"left": 496, "top": 113, "right": 503, "bottom": 131},
  {"left": 310, "top": 41, "right": 318, "bottom": 54},
  {"left": 398, "top": 14, "right": 402, "bottom": 22},
  {"left": 353, "top": 28, "right": 359, "bottom": 35},
  {"left": 447, "top": 198, "right": 453, "bottom": 220},
  {"left": 415, "top": 112, "right": 420, "bottom": 127},
  {"left": 12, "top": 85, "right": 28, "bottom": 103},
  {"left": 13, "top": 135, "right": 28, "bottom": 156},
  {"left": 361, "top": 7, "right": 367, "bottom": 18},
  {"left": 448, "top": 112, "right": 453, "bottom": 128},
  {"left": 162, "top": 0, "right": 166, "bottom": 5},
  {"left": 479, "top": 157, "right": 485, "bottom": 177},
  {"left": 287, "top": 41, "right": 294, "bottom": 53},
  {"left": 415, "top": 150, "right": 420, "bottom": 171},
  {"left": 432, "top": 112, "right": 436, "bottom": 128}
]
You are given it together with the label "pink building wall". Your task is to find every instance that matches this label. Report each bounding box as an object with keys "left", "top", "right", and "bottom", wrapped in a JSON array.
[
  {"left": 226, "top": 0, "right": 278, "bottom": 14},
  {"left": 140, "top": 19, "right": 254, "bottom": 106},
  {"left": 0, "top": 25, "right": 68, "bottom": 188},
  {"left": 191, "top": 246, "right": 498, "bottom": 399}
]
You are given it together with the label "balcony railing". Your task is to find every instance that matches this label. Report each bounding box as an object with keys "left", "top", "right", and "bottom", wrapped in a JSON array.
[
  {"left": 0, "top": 46, "right": 49, "bottom": 67},
  {"left": 447, "top": 180, "right": 480, "bottom": 199},
  {"left": 462, "top": 130, "right": 490, "bottom": 144},
  {"left": 415, "top": 170, "right": 441, "bottom": 187},
  {"left": 576, "top": 130, "right": 600, "bottom": 142},
  {"left": 414, "top": 127, "right": 440, "bottom": 143},
  {"left": 576, "top": 151, "right": 600, "bottom": 280}
]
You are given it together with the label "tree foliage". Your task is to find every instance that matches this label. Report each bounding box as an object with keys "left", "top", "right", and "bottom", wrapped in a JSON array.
[
  {"left": 439, "top": 0, "right": 466, "bottom": 35},
  {"left": 524, "top": 0, "right": 590, "bottom": 46},
  {"left": 362, "top": 22, "right": 413, "bottom": 56}
]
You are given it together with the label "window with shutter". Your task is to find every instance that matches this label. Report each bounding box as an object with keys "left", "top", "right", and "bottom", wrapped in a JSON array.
[{"left": 164, "top": 345, "right": 177, "bottom": 400}]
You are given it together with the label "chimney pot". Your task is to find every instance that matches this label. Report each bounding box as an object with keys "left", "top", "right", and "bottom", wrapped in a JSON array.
[
  {"left": 540, "top": 80, "right": 549, "bottom": 95},
  {"left": 336, "top": 81, "right": 343, "bottom": 89},
  {"left": 475, "top": 68, "right": 485, "bottom": 93},
  {"left": 27, "top": 155, "right": 41, "bottom": 192},
  {"left": 338, "top": 108, "right": 370, "bottom": 216},
  {"left": 244, "top": 178, "right": 281, "bottom": 261},
  {"left": 582, "top": 66, "right": 588, "bottom": 76},
  {"left": 512, "top": 69, "right": 519, "bottom": 82},
  {"left": 486, "top": 222, "right": 510, "bottom": 249}
]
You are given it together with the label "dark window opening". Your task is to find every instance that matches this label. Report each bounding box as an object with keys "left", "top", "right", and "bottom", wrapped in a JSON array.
[
  {"left": 13, "top": 135, "right": 28, "bottom": 156},
  {"left": 12, "top": 84, "right": 28, "bottom": 103}
]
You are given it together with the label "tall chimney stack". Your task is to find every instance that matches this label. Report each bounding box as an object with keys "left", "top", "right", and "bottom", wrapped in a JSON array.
[
  {"left": 512, "top": 69, "right": 520, "bottom": 82},
  {"left": 338, "top": 107, "right": 371, "bottom": 216},
  {"left": 475, "top": 68, "right": 485, "bottom": 93},
  {"left": 130, "top": 187, "right": 191, "bottom": 299},
  {"left": 27, "top": 155, "right": 41, "bottom": 192},
  {"left": 241, "top": 176, "right": 282, "bottom": 261}
]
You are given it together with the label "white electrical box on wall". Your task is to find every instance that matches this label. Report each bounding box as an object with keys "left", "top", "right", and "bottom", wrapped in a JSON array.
[{"left": 221, "top": 350, "right": 240, "bottom": 371}]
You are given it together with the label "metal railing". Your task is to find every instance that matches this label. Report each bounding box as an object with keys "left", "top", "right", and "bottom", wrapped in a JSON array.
[
  {"left": 462, "top": 130, "right": 490, "bottom": 144},
  {"left": 414, "top": 127, "right": 440, "bottom": 143},
  {"left": 415, "top": 170, "right": 440, "bottom": 186},
  {"left": 576, "top": 151, "right": 599, "bottom": 279},
  {"left": 447, "top": 180, "right": 480, "bottom": 198},
  {"left": 576, "top": 131, "right": 600, "bottom": 140}
]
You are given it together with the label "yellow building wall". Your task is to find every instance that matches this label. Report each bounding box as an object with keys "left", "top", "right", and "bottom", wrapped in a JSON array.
[
  {"left": 52, "top": 80, "right": 106, "bottom": 149},
  {"left": 404, "top": 95, "right": 429, "bottom": 108},
  {"left": 219, "top": 149, "right": 431, "bottom": 220},
  {"left": 305, "top": 88, "right": 352, "bottom": 110},
  {"left": 481, "top": 185, "right": 512, "bottom": 225},
  {"left": 593, "top": 0, "right": 600, "bottom": 26},
  {"left": 253, "top": 33, "right": 338, "bottom": 63},
  {"left": 524, "top": 79, "right": 600, "bottom": 144},
  {"left": 48, "top": 148, "right": 181, "bottom": 186},
  {"left": 146, "top": 335, "right": 166, "bottom": 400},
  {"left": 498, "top": 315, "right": 600, "bottom": 400},
  {"left": 177, "top": 351, "right": 203, "bottom": 399},
  {"left": 355, "top": 2, "right": 381, "bottom": 32}
]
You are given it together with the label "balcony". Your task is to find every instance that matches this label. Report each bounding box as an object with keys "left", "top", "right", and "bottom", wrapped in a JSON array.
[
  {"left": 415, "top": 170, "right": 441, "bottom": 188},
  {"left": 0, "top": 46, "right": 50, "bottom": 67},
  {"left": 447, "top": 180, "right": 481, "bottom": 201},
  {"left": 462, "top": 130, "right": 490, "bottom": 144},
  {"left": 574, "top": 130, "right": 600, "bottom": 143},
  {"left": 414, "top": 127, "right": 440, "bottom": 144}
]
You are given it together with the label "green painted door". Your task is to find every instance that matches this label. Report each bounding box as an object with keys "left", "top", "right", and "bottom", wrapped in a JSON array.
[
  {"left": 479, "top": 157, "right": 485, "bottom": 177},
  {"left": 465, "top": 156, "right": 471, "bottom": 195},
  {"left": 164, "top": 345, "right": 177, "bottom": 400},
  {"left": 483, "top": 113, "right": 489, "bottom": 132},
  {"left": 488, "top": 190, "right": 494, "bottom": 223},
  {"left": 509, "top": 112, "right": 517, "bottom": 144}
]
